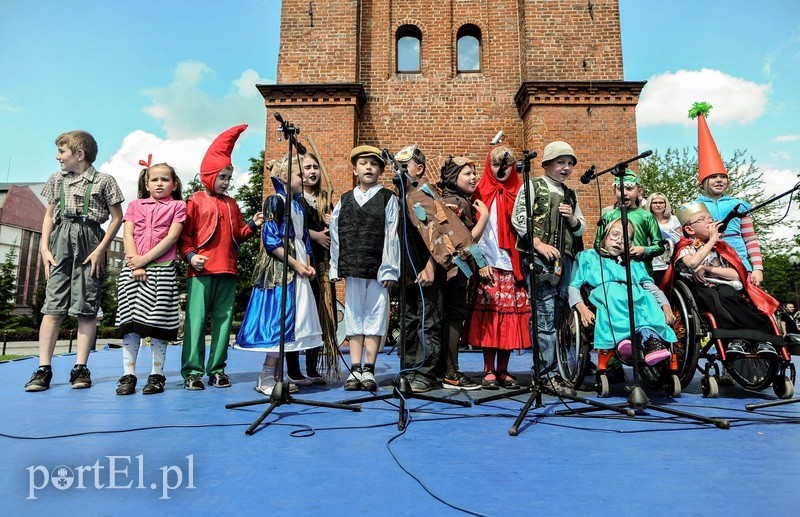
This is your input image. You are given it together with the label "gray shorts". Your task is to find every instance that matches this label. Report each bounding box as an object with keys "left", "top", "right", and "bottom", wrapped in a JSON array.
[{"left": 41, "top": 218, "right": 105, "bottom": 317}]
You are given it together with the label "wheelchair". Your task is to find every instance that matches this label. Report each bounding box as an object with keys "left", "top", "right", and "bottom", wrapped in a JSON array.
[
  {"left": 557, "top": 293, "right": 684, "bottom": 398},
  {"left": 666, "top": 274, "right": 795, "bottom": 399}
]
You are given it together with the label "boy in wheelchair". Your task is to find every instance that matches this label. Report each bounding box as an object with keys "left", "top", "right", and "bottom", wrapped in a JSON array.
[
  {"left": 569, "top": 218, "right": 677, "bottom": 378},
  {"left": 668, "top": 202, "right": 781, "bottom": 358}
]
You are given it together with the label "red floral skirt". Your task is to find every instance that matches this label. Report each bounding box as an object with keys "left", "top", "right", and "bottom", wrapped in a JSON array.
[{"left": 464, "top": 268, "right": 531, "bottom": 350}]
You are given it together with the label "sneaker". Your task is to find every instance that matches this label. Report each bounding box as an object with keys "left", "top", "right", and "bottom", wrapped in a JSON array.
[
  {"left": 360, "top": 370, "right": 378, "bottom": 392},
  {"left": 25, "top": 367, "right": 53, "bottom": 392},
  {"left": 142, "top": 374, "right": 166, "bottom": 395},
  {"left": 643, "top": 338, "right": 670, "bottom": 366},
  {"left": 209, "top": 372, "right": 231, "bottom": 388},
  {"left": 344, "top": 368, "right": 363, "bottom": 391},
  {"left": 69, "top": 365, "right": 92, "bottom": 389},
  {"left": 547, "top": 376, "right": 577, "bottom": 396},
  {"left": 184, "top": 374, "right": 205, "bottom": 390},
  {"left": 756, "top": 342, "right": 778, "bottom": 357},
  {"left": 725, "top": 340, "right": 747, "bottom": 358},
  {"left": 442, "top": 370, "right": 481, "bottom": 390},
  {"left": 616, "top": 339, "right": 633, "bottom": 361},
  {"left": 409, "top": 378, "right": 433, "bottom": 393},
  {"left": 116, "top": 374, "right": 137, "bottom": 395}
]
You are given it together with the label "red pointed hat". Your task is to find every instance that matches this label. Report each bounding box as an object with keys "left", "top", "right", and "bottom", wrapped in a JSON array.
[
  {"left": 688, "top": 102, "right": 726, "bottom": 185},
  {"left": 200, "top": 124, "right": 248, "bottom": 190}
]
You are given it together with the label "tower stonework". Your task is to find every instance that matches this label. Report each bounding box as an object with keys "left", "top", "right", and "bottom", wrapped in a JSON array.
[{"left": 260, "top": 0, "right": 644, "bottom": 236}]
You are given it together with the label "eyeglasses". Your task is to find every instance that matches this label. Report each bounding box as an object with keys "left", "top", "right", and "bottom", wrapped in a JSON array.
[
  {"left": 650, "top": 201, "right": 666, "bottom": 206},
  {"left": 688, "top": 215, "right": 713, "bottom": 226}
]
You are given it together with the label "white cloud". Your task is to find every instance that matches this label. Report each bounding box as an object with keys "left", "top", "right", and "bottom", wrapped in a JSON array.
[
  {"left": 97, "top": 130, "right": 254, "bottom": 219},
  {"left": 775, "top": 134, "right": 800, "bottom": 142},
  {"left": 755, "top": 166, "right": 800, "bottom": 241},
  {"left": 94, "top": 61, "right": 274, "bottom": 219},
  {"left": 637, "top": 69, "right": 770, "bottom": 127},
  {"left": 0, "top": 95, "right": 21, "bottom": 113},
  {"left": 141, "top": 61, "right": 273, "bottom": 140}
]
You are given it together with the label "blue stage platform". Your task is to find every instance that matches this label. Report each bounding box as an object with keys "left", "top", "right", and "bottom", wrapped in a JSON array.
[{"left": 2, "top": 346, "right": 799, "bottom": 515}]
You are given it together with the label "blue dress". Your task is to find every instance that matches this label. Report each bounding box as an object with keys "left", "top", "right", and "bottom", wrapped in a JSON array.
[
  {"left": 695, "top": 194, "right": 753, "bottom": 270},
  {"left": 570, "top": 249, "right": 677, "bottom": 350},
  {"left": 235, "top": 184, "right": 323, "bottom": 352}
]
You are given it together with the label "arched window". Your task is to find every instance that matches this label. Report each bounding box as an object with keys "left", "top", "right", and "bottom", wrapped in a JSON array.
[
  {"left": 457, "top": 25, "right": 481, "bottom": 73},
  {"left": 396, "top": 25, "right": 422, "bottom": 73}
]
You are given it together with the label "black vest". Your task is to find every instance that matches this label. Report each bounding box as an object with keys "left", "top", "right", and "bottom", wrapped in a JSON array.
[{"left": 338, "top": 188, "right": 394, "bottom": 279}]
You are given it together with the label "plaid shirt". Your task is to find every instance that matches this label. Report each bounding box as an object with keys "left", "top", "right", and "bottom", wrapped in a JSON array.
[{"left": 42, "top": 166, "right": 124, "bottom": 224}]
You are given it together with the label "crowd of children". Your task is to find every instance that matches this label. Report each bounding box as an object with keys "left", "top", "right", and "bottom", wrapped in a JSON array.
[{"left": 25, "top": 104, "right": 791, "bottom": 395}]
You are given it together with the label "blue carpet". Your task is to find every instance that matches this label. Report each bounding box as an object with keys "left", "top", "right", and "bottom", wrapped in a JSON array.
[{"left": 2, "top": 346, "right": 800, "bottom": 515}]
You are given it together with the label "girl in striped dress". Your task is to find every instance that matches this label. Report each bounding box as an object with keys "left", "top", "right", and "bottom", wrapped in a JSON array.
[{"left": 115, "top": 161, "right": 186, "bottom": 395}]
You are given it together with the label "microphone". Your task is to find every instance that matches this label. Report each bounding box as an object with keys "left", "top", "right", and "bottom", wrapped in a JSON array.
[
  {"left": 490, "top": 131, "right": 504, "bottom": 145},
  {"left": 496, "top": 152, "right": 510, "bottom": 179},
  {"left": 580, "top": 165, "right": 596, "bottom": 185},
  {"left": 274, "top": 112, "right": 284, "bottom": 125},
  {"left": 295, "top": 140, "right": 307, "bottom": 155},
  {"left": 717, "top": 203, "right": 743, "bottom": 234}
]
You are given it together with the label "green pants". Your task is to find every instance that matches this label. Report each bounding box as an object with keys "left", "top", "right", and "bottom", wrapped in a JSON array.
[{"left": 181, "top": 274, "right": 236, "bottom": 378}]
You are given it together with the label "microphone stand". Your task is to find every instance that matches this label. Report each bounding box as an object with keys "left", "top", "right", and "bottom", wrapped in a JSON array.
[
  {"left": 337, "top": 148, "right": 471, "bottom": 431},
  {"left": 473, "top": 151, "right": 636, "bottom": 436},
  {"left": 728, "top": 181, "right": 800, "bottom": 412},
  {"left": 560, "top": 152, "right": 727, "bottom": 429},
  {"left": 225, "top": 113, "right": 360, "bottom": 435}
]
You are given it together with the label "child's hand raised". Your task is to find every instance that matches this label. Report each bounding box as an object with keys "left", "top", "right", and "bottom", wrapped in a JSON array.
[
  {"left": 253, "top": 212, "right": 264, "bottom": 227},
  {"left": 473, "top": 199, "right": 488, "bottom": 218}
]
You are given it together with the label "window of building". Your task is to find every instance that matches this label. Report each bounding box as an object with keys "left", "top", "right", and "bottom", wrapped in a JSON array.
[
  {"left": 396, "top": 25, "right": 422, "bottom": 73},
  {"left": 457, "top": 25, "right": 481, "bottom": 73}
]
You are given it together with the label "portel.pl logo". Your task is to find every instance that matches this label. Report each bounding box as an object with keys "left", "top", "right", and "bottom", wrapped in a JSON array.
[{"left": 27, "top": 455, "right": 195, "bottom": 500}]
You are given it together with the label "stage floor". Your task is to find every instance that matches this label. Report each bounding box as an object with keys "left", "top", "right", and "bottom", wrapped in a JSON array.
[{"left": 3, "top": 345, "right": 799, "bottom": 515}]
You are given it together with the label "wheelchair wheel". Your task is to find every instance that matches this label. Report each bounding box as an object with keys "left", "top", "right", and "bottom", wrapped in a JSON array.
[
  {"left": 670, "top": 280, "right": 701, "bottom": 388},
  {"left": 556, "top": 306, "right": 590, "bottom": 388},
  {"left": 596, "top": 374, "right": 611, "bottom": 398},
  {"left": 666, "top": 374, "right": 681, "bottom": 398},
  {"left": 773, "top": 376, "right": 794, "bottom": 399},
  {"left": 723, "top": 355, "right": 778, "bottom": 392},
  {"left": 701, "top": 374, "right": 719, "bottom": 398}
]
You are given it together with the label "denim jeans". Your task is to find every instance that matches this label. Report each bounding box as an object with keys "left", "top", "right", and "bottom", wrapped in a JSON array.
[{"left": 526, "top": 255, "right": 573, "bottom": 378}]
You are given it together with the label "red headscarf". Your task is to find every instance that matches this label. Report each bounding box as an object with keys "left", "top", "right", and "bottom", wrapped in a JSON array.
[{"left": 474, "top": 148, "right": 524, "bottom": 280}]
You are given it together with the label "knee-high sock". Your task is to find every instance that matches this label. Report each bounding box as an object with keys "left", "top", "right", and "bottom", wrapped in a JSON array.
[
  {"left": 122, "top": 333, "right": 141, "bottom": 375},
  {"left": 150, "top": 338, "right": 167, "bottom": 376}
]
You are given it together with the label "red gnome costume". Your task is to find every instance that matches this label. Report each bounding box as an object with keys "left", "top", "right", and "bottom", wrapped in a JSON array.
[{"left": 179, "top": 124, "right": 260, "bottom": 390}]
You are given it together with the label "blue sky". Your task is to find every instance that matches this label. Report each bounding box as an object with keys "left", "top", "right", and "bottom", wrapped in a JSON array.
[{"left": 1, "top": 0, "right": 798, "bottom": 234}]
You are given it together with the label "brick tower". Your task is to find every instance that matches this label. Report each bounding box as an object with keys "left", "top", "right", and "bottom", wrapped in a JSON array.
[{"left": 259, "top": 0, "right": 645, "bottom": 235}]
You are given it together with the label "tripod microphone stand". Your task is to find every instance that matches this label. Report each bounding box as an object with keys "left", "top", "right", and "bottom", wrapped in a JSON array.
[
  {"left": 557, "top": 152, "right": 727, "bottom": 429},
  {"left": 720, "top": 180, "right": 800, "bottom": 412},
  {"left": 337, "top": 148, "right": 470, "bottom": 431},
  {"left": 225, "top": 113, "right": 359, "bottom": 435},
  {"left": 473, "top": 150, "right": 636, "bottom": 436}
]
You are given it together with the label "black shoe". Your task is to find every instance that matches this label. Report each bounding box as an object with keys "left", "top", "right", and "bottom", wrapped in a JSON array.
[
  {"left": 116, "top": 374, "right": 137, "bottom": 395},
  {"left": 497, "top": 371, "right": 522, "bottom": 389},
  {"left": 25, "top": 367, "right": 53, "bottom": 392},
  {"left": 142, "top": 374, "right": 166, "bottom": 395},
  {"left": 69, "top": 365, "right": 92, "bottom": 389},
  {"left": 209, "top": 372, "right": 231, "bottom": 388},
  {"left": 726, "top": 340, "right": 747, "bottom": 358},
  {"left": 481, "top": 371, "right": 500, "bottom": 390},
  {"left": 183, "top": 375, "right": 205, "bottom": 390},
  {"left": 360, "top": 370, "right": 378, "bottom": 391},
  {"left": 409, "top": 378, "right": 433, "bottom": 393},
  {"left": 442, "top": 370, "right": 481, "bottom": 391}
]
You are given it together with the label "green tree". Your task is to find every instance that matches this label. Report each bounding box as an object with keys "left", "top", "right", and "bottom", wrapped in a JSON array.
[
  {"left": 0, "top": 246, "right": 18, "bottom": 324},
  {"left": 233, "top": 151, "right": 266, "bottom": 321}
]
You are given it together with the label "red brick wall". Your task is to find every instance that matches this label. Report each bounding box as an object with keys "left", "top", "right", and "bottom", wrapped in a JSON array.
[{"left": 264, "top": 0, "right": 643, "bottom": 245}]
